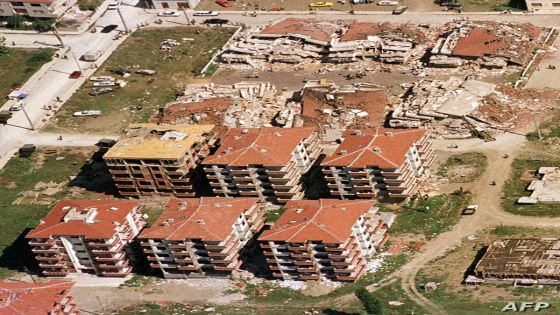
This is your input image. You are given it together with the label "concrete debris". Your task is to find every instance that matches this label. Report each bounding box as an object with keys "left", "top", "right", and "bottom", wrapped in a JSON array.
[
  {"left": 271, "top": 279, "right": 308, "bottom": 291},
  {"left": 422, "top": 282, "right": 439, "bottom": 291},
  {"left": 152, "top": 82, "right": 299, "bottom": 129},
  {"left": 161, "top": 39, "right": 180, "bottom": 52},
  {"left": 518, "top": 167, "right": 560, "bottom": 204}
]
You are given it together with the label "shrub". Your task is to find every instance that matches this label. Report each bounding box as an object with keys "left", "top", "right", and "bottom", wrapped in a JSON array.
[{"left": 355, "top": 287, "right": 384, "bottom": 315}]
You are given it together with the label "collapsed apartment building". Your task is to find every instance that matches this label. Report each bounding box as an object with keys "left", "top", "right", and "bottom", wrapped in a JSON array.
[
  {"left": 104, "top": 124, "right": 217, "bottom": 198},
  {"left": 140, "top": 197, "right": 264, "bottom": 279},
  {"left": 429, "top": 20, "right": 542, "bottom": 68},
  {"left": 26, "top": 200, "right": 146, "bottom": 277},
  {"left": 471, "top": 238, "right": 560, "bottom": 285},
  {"left": 389, "top": 77, "right": 497, "bottom": 138},
  {"left": 321, "top": 128, "right": 435, "bottom": 200},
  {"left": 152, "top": 82, "right": 301, "bottom": 129},
  {"left": 259, "top": 199, "right": 395, "bottom": 282},
  {"left": 221, "top": 19, "right": 431, "bottom": 65},
  {"left": 300, "top": 80, "right": 388, "bottom": 138},
  {"left": 518, "top": 167, "right": 560, "bottom": 204},
  {"left": 0, "top": 280, "right": 79, "bottom": 315},
  {"left": 202, "top": 127, "right": 320, "bottom": 204}
]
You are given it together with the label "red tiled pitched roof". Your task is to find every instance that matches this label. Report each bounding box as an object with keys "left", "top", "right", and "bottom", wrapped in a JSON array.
[
  {"left": 202, "top": 127, "right": 315, "bottom": 167},
  {"left": 322, "top": 128, "right": 426, "bottom": 169},
  {"left": 452, "top": 27, "right": 508, "bottom": 58},
  {"left": 26, "top": 199, "right": 140, "bottom": 239},
  {"left": 0, "top": 280, "right": 73, "bottom": 315},
  {"left": 259, "top": 199, "right": 375, "bottom": 243},
  {"left": 140, "top": 197, "right": 259, "bottom": 241},
  {"left": 259, "top": 18, "right": 337, "bottom": 43}
]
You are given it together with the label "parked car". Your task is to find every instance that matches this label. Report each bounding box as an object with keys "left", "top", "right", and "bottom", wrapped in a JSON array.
[
  {"left": 392, "top": 5, "right": 408, "bottom": 14},
  {"left": 90, "top": 76, "right": 115, "bottom": 82},
  {"left": 113, "top": 68, "right": 131, "bottom": 77},
  {"left": 107, "top": 1, "right": 120, "bottom": 10},
  {"left": 136, "top": 69, "right": 157, "bottom": 76},
  {"left": 462, "top": 205, "right": 478, "bottom": 215},
  {"left": 89, "top": 88, "right": 113, "bottom": 96},
  {"left": 73, "top": 110, "right": 102, "bottom": 117},
  {"left": 93, "top": 81, "right": 116, "bottom": 87},
  {"left": 69, "top": 71, "right": 82, "bottom": 79},
  {"left": 193, "top": 11, "right": 219, "bottom": 16},
  {"left": 19, "top": 144, "right": 36, "bottom": 157},
  {"left": 0, "top": 110, "right": 12, "bottom": 124},
  {"left": 82, "top": 50, "right": 102, "bottom": 62},
  {"left": 378, "top": 0, "right": 399, "bottom": 5},
  {"left": 309, "top": 1, "right": 334, "bottom": 7},
  {"left": 203, "top": 18, "right": 229, "bottom": 25},
  {"left": 100, "top": 24, "right": 118, "bottom": 33},
  {"left": 9, "top": 100, "right": 24, "bottom": 111},
  {"left": 157, "top": 11, "right": 181, "bottom": 17},
  {"left": 215, "top": 0, "right": 234, "bottom": 7}
]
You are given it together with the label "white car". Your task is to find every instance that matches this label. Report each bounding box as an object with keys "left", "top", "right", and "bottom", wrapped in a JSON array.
[
  {"left": 93, "top": 81, "right": 116, "bottom": 87},
  {"left": 193, "top": 11, "right": 219, "bottom": 16},
  {"left": 107, "top": 1, "right": 120, "bottom": 9},
  {"left": 378, "top": 0, "right": 399, "bottom": 5},
  {"left": 157, "top": 11, "right": 181, "bottom": 17},
  {"left": 90, "top": 76, "right": 115, "bottom": 82},
  {"left": 73, "top": 110, "right": 102, "bottom": 117},
  {"left": 9, "top": 101, "right": 24, "bottom": 111}
]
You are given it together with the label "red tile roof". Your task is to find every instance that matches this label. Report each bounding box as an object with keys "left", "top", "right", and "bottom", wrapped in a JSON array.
[
  {"left": 302, "top": 88, "right": 387, "bottom": 127},
  {"left": 0, "top": 0, "right": 52, "bottom": 3},
  {"left": 140, "top": 197, "right": 259, "bottom": 241},
  {"left": 452, "top": 27, "right": 508, "bottom": 58},
  {"left": 259, "top": 18, "right": 337, "bottom": 43},
  {"left": 259, "top": 199, "right": 375, "bottom": 243},
  {"left": 0, "top": 280, "right": 74, "bottom": 315},
  {"left": 322, "top": 128, "right": 426, "bottom": 169},
  {"left": 202, "top": 127, "right": 315, "bottom": 167},
  {"left": 26, "top": 199, "right": 140, "bottom": 239}
]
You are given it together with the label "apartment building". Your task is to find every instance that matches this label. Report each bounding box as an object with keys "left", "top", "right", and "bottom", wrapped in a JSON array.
[
  {"left": 0, "top": 0, "right": 73, "bottom": 18},
  {"left": 145, "top": 0, "right": 200, "bottom": 10},
  {"left": 140, "top": 197, "right": 264, "bottom": 278},
  {"left": 525, "top": 0, "right": 560, "bottom": 11},
  {"left": 259, "top": 199, "right": 395, "bottom": 282},
  {"left": 26, "top": 199, "right": 146, "bottom": 277},
  {"left": 321, "top": 128, "right": 435, "bottom": 200},
  {"left": 104, "top": 124, "right": 217, "bottom": 198},
  {"left": 0, "top": 280, "right": 79, "bottom": 315},
  {"left": 202, "top": 127, "right": 320, "bottom": 204}
]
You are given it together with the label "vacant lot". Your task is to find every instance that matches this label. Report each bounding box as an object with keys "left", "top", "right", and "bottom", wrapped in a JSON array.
[
  {"left": 417, "top": 226, "right": 560, "bottom": 315},
  {"left": 0, "top": 147, "right": 111, "bottom": 278},
  {"left": 437, "top": 152, "right": 488, "bottom": 183},
  {"left": 461, "top": 0, "right": 525, "bottom": 11},
  {"left": 390, "top": 192, "right": 472, "bottom": 239},
  {"left": 49, "top": 27, "right": 236, "bottom": 133},
  {"left": 0, "top": 48, "right": 53, "bottom": 99}
]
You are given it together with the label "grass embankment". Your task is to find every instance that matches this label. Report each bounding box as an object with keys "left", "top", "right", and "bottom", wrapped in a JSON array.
[
  {"left": 0, "top": 48, "right": 53, "bottom": 98},
  {"left": 49, "top": 27, "right": 236, "bottom": 133}
]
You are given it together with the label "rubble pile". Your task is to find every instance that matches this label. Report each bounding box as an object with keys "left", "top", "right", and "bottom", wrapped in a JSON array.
[
  {"left": 152, "top": 82, "right": 300, "bottom": 128},
  {"left": 429, "top": 20, "right": 543, "bottom": 69},
  {"left": 221, "top": 19, "right": 436, "bottom": 66},
  {"left": 160, "top": 39, "right": 180, "bottom": 52},
  {"left": 301, "top": 80, "right": 389, "bottom": 134}
]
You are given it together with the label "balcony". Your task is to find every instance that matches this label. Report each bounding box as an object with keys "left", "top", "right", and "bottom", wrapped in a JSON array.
[{"left": 31, "top": 248, "right": 58, "bottom": 254}]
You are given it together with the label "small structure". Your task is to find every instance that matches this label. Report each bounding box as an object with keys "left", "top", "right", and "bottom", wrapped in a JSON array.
[
  {"left": 525, "top": 0, "right": 560, "bottom": 11},
  {"left": 474, "top": 238, "right": 560, "bottom": 285},
  {"left": 203, "top": 127, "right": 320, "bottom": 204},
  {"left": 140, "top": 197, "right": 264, "bottom": 278},
  {"left": 26, "top": 199, "right": 146, "bottom": 277},
  {"left": 321, "top": 128, "right": 435, "bottom": 200},
  {"left": 0, "top": 280, "right": 79, "bottom": 314},
  {"left": 259, "top": 199, "right": 395, "bottom": 282},
  {"left": 103, "top": 124, "right": 217, "bottom": 198},
  {"left": 518, "top": 167, "right": 560, "bottom": 204}
]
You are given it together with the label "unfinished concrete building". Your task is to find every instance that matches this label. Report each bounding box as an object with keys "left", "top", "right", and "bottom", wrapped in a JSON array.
[
  {"left": 0, "top": 280, "right": 79, "bottom": 315},
  {"left": 429, "top": 20, "right": 542, "bottom": 68},
  {"left": 104, "top": 124, "right": 217, "bottom": 198},
  {"left": 26, "top": 200, "right": 146, "bottom": 277},
  {"left": 259, "top": 199, "right": 395, "bottom": 281},
  {"left": 203, "top": 127, "right": 320, "bottom": 204},
  {"left": 321, "top": 128, "right": 435, "bottom": 200},
  {"left": 140, "top": 197, "right": 264, "bottom": 278},
  {"left": 300, "top": 80, "right": 388, "bottom": 139},
  {"left": 518, "top": 167, "right": 560, "bottom": 204},
  {"left": 472, "top": 238, "right": 560, "bottom": 285}
]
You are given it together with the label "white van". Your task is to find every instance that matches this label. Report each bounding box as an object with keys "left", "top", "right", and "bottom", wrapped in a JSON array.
[
  {"left": 378, "top": 0, "right": 399, "bottom": 5},
  {"left": 83, "top": 50, "right": 102, "bottom": 62}
]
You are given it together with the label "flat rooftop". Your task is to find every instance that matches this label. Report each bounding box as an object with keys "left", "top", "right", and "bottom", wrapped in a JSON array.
[{"left": 104, "top": 123, "right": 215, "bottom": 160}]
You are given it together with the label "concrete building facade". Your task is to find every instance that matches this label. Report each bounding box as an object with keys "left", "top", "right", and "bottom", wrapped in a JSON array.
[
  {"left": 259, "top": 199, "right": 395, "bottom": 281},
  {"left": 0, "top": 0, "right": 73, "bottom": 18},
  {"left": 26, "top": 200, "right": 146, "bottom": 277},
  {"left": 139, "top": 197, "right": 264, "bottom": 278},
  {"left": 202, "top": 127, "right": 320, "bottom": 204},
  {"left": 321, "top": 128, "right": 435, "bottom": 200},
  {"left": 104, "top": 124, "right": 217, "bottom": 198},
  {"left": 525, "top": 0, "right": 560, "bottom": 11},
  {"left": 145, "top": 0, "right": 200, "bottom": 9},
  {"left": 0, "top": 280, "right": 79, "bottom": 314}
]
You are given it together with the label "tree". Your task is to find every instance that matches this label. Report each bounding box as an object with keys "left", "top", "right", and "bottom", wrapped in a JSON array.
[
  {"left": 33, "top": 19, "right": 54, "bottom": 32},
  {"left": 355, "top": 287, "right": 384, "bottom": 315},
  {"left": 0, "top": 36, "right": 8, "bottom": 56},
  {"left": 6, "top": 15, "right": 23, "bottom": 29}
]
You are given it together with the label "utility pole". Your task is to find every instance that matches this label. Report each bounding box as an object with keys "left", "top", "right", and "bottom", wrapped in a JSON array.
[
  {"left": 117, "top": 7, "right": 130, "bottom": 33},
  {"left": 182, "top": 9, "right": 191, "bottom": 25},
  {"left": 531, "top": 113, "right": 542, "bottom": 139},
  {"left": 21, "top": 104, "right": 35, "bottom": 131}
]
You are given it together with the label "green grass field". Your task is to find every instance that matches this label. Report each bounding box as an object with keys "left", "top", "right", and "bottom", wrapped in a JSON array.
[
  {"left": 0, "top": 148, "right": 100, "bottom": 278},
  {"left": 437, "top": 152, "right": 488, "bottom": 183},
  {"left": 49, "top": 27, "right": 236, "bottom": 133},
  {"left": 0, "top": 48, "right": 53, "bottom": 99}
]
